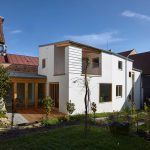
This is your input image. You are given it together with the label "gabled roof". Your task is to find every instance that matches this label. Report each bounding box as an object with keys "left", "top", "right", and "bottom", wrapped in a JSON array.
[
  {"left": 129, "top": 51, "right": 150, "bottom": 75},
  {"left": 118, "top": 50, "right": 133, "bottom": 57},
  {"left": 0, "top": 54, "right": 38, "bottom": 66},
  {"left": 118, "top": 49, "right": 137, "bottom": 57}
]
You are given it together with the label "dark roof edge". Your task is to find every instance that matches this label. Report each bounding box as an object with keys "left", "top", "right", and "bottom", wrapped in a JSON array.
[
  {"left": 132, "top": 68, "right": 142, "bottom": 72},
  {"left": 39, "top": 40, "right": 133, "bottom": 62}
]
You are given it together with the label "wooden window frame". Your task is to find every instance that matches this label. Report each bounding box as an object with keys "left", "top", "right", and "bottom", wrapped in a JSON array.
[
  {"left": 92, "top": 57, "right": 99, "bottom": 68},
  {"left": 99, "top": 83, "right": 112, "bottom": 103}
]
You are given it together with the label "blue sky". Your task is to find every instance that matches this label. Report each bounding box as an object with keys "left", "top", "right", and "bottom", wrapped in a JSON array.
[{"left": 0, "top": 0, "right": 150, "bottom": 56}]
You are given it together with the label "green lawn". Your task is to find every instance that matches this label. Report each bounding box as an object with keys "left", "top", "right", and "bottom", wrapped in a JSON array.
[{"left": 0, "top": 126, "right": 150, "bottom": 150}]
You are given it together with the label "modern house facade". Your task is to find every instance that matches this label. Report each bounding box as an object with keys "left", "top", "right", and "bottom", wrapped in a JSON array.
[
  {"left": 38, "top": 41, "right": 142, "bottom": 114},
  {"left": 0, "top": 16, "right": 142, "bottom": 114}
]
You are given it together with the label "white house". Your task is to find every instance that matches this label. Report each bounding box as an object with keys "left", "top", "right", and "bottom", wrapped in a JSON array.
[{"left": 38, "top": 40, "right": 142, "bottom": 114}]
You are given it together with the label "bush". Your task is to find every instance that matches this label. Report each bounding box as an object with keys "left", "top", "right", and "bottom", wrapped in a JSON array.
[
  {"left": 0, "top": 111, "right": 6, "bottom": 118},
  {"left": 42, "top": 96, "right": 54, "bottom": 118},
  {"left": 58, "top": 115, "right": 69, "bottom": 123},
  {"left": 107, "top": 111, "right": 131, "bottom": 135},
  {"left": 66, "top": 100, "right": 75, "bottom": 115},
  {"left": 41, "top": 118, "right": 59, "bottom": 126},
  {"left": 69, "top": 114, "right": 85, "bottom": 122},
  {"left": 109, "top": 121, "right": 130, "bottom": 135}
]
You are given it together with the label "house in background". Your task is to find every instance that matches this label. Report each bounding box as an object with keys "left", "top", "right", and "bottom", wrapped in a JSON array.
[
  {"left": 119, "top": 49, "right": 150, "bottom": 105},
  {"left": 38, "top": 40, "right": 142, "bottom": 114},
  {"left": 118, "top": 49, "right": 137, "bottom": 57}
]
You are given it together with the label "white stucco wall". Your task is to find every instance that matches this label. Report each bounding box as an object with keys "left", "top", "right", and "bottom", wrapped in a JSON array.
[
  {"left": 38, "top": 44, "right": 142, "bottom": 114},
  {"left": 38, "top": 45, "right": 69, "bottom": 113},
  {"left": 133, "top": 69, "right": 142, "bottom": 109},
  {"left": 68, "top": 46, "right": 141, "bottom": 114}
]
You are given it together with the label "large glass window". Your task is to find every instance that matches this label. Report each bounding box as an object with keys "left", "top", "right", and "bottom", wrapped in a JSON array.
[
  {"left": 17, "top": 83, "right": 25, "bottom": 107},
  {"left": 28, "top": 83, "right": 35, "bottom": 106},
  {"left": 92, "top": 57, "right": 99, "bottom": 68},
  {"left": 99, "top": 84, "right": 112, "bottom": 102}
]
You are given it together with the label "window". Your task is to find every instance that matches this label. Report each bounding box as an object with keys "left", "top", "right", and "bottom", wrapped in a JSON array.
[
  {"left": 129, "top": 72, "right": 132, "bottom": 77},
  {"left": 99, "top": 84, "right": 112, "bottom": 102},
  {"left": 118, "top": 61, "right": 122, "bottom": 70},
  {"left": 92, "top": 57, "right": 99, "bottom": 68},
  {"left": 116, "top": 85, "right": 122, "bottom": 97},
  {"left": 42, "top": 59, "right": 46, "bottom": 68}
]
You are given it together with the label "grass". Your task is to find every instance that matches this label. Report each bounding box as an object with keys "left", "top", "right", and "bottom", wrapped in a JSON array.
[{"left": 0, "top": 126, "right": 150, "bottom": 150}]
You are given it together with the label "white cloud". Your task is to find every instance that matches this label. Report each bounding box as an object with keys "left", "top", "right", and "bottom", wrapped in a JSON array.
[
  {"left": 64, "top": 31, "right": 124, "bottom": 46},
  {"left": 10, "top": 29, "right": 23, "bottom": 34},
  {"left": 122, "top": 10, "right": 150, "bottom": 22}
]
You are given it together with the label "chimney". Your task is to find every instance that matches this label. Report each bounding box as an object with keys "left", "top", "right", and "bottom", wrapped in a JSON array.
[{"left": 0, "top": 16, "right": 5, "bottom": 44}]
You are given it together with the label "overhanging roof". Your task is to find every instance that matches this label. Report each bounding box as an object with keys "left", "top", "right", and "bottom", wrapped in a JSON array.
[
  {"left": 9, "top": 71, "right": 46, "bottom": 79},
  {"left": 39, "top": 40, "right": 134, "bottom": 62}
]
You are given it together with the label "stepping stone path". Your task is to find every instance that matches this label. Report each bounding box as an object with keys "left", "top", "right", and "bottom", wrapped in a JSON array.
[{"left": 6, "top": 113, "right": 29, "bottom": 125}]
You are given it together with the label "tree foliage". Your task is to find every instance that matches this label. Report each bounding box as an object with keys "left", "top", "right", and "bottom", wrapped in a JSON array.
[
  {"left": 0, "top": 65, "right": 10, "bottom": 112},
  {"left": 0, "top": 65, "right": 10, "bottom": 98}
]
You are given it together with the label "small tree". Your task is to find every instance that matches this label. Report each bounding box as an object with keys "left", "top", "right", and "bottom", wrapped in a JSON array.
[
  {"left": 66, "top": 100, "right": 75, "bottom": 116},
  {"left": 83, "top": 57, "right": 90, "bottom": 136},
  {"left": 42, "top": 96, "right": 54, "bottom": 119},
  {"left": 0, "top": 65, "right": 10, "bottom": 113},
  {"left": 91, "top": 102, "right": 97, "bottom": 122}
]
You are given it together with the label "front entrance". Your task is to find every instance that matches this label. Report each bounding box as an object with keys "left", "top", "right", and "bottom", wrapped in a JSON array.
[{"left": 49, "top": 83, "right": 59, "bottom": 108}]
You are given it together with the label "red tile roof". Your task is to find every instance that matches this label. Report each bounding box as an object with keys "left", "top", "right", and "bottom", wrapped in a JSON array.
[
  {"left": 0, "top": 54, "right": 38, "bottom": 66},
  {"left": 118, "top": 50, "right": 134, "bottom": 57},
  {"left": 129, "top": 51, "right": 150, "bottom": 75}
]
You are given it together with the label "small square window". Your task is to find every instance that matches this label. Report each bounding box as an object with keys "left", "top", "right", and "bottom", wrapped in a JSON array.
[
  {"left": 92, "top": 57, "right": 99, "bottom": 68},
  {"left": 42, "top": 59, "right": 46, "bottom": 68},
  {"left": 118, "top": 61, "right": 123, "bottom": 70}
]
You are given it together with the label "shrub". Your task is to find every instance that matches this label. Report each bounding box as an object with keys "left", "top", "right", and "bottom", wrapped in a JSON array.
[
  {"left": 91, "top": 102, "right": 97, "bottom": 122},
  {"left": 109, "top": 121, "right": 130, "bottom": 135},
  {"left": 66, "top": 100, "right": 75, "bottom": 115},
  {"left": 42, "top": 96, "right": 54, "bottom": 118},
  {"left": 69, "top": 114, "right": 85, "bottom": 122},
  {"left": 108, "top": 111, "right": 131, "bottom": 135},
  {"left": 41, "top": 118, "right": 59, "bottom": 126},
  {"left": 0, "top": 111, "right": 6, "bottom": 118},
  {"left": 58, "top": 115, "right": 69, "bottom": 123}
]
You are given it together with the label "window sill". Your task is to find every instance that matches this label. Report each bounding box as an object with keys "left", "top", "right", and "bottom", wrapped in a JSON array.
[
  {"left": 116, "top": 96, "right": 122, "bottom": 99},
  {"left": 81, "top": 74, "right": 102, "bottom": 77},
  {"left": 54, "top": 73, "right": 65, "bottom": 76},
  {"left": 99, "top": 101, "right": 112, "bottom": 104}
]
